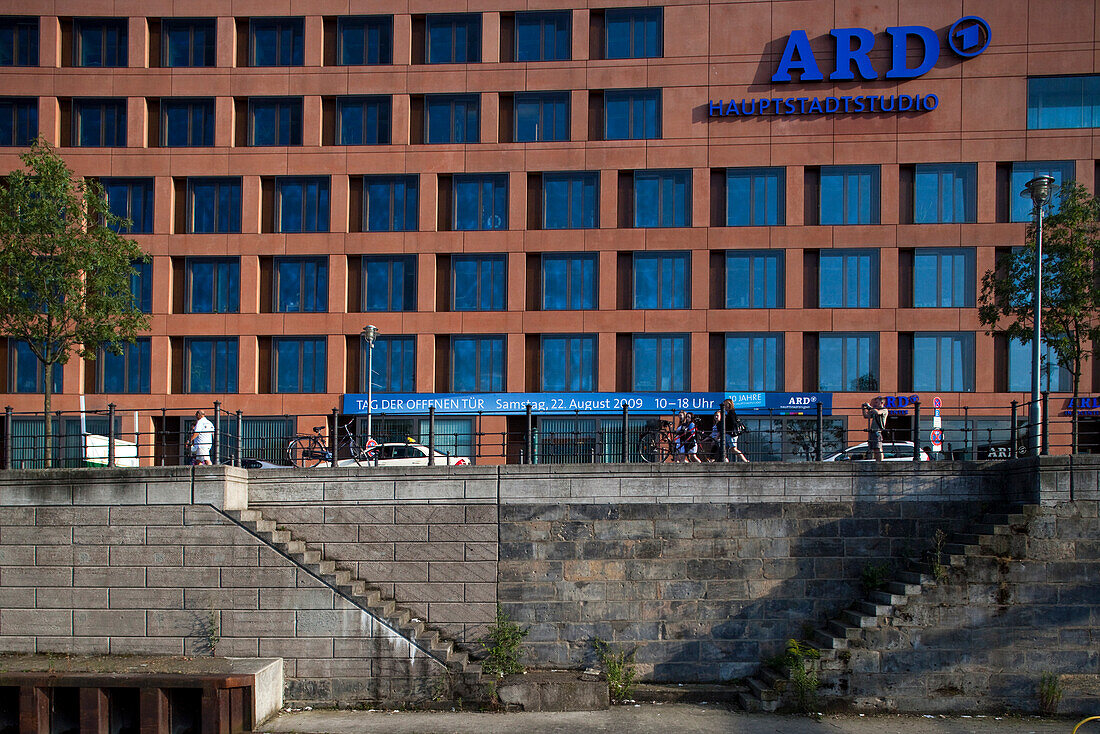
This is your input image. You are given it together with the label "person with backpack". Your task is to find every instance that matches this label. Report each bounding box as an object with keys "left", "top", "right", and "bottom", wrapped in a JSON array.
[
  {"left": 675, "top": 411, "right": 701, "bottom": 463},
  {"left": 861, "top": 396, "right": 889, "bottom": 461},
  {"left": 714, "top": 399, "right": 749, "bottom": 462}
]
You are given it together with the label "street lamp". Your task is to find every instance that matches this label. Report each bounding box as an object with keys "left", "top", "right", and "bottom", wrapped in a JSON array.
[
  {"left": 361, "top": 324, "right": 379, "bottom": 441},
  {"left": 1020, "top": 175, "right": 1056, "bottom": 456}
]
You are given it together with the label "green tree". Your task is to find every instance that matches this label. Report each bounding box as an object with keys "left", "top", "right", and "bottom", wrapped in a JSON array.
[
  {"left": 979, "top": 181, "right": 1100, "bottom": 406},
  {"left": 0, "top": 139, "right": 149, "bottom": 467}
]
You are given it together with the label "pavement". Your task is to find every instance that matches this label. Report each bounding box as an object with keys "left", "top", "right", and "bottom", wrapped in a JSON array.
[{"left": 260, "top": 704, "right": 1085, "bottom": 734}]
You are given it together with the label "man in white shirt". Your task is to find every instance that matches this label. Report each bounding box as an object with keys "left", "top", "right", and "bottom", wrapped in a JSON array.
[{"left": 190, "top": 410, "right": 215, "bottom": 465}]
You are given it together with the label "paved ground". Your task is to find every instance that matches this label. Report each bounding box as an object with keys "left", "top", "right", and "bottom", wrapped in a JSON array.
[{"left": 261, "top": 704, "right": 1081, "bottom": 734}]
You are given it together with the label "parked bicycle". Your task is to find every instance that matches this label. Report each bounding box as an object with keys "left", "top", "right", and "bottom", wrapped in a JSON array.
[
  {"left": 638, "top": 420, "right": 676, "bottom": 463},
  {"left": 286, "top": 424, "right": 373, "bottom": 467}
]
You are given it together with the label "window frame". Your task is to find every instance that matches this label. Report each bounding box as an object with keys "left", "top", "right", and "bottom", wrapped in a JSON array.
[
  {"left": 97, "top": 338, "right": 151, "bottom": 394},
  {"left": 73, "top": 17, "right": 127, "bottom": 68},
  {"left": 185, "top": 257, "right": 240, "bottom": 314},
  {"left": 274, "top": 176, "right": 330, "bottom": 233},
  {"left": 913, "top": 163, "right": 976, "bottom": 224},
  {"left": 633, "top": 169, "right": 691, "bottom": 228},
  {"left": 1009, "top": 161, "right": 1074, "bottom": 222},
  {"left": 130, "top": 259, "right": 152, "bottom": 313},
  {"left": 725, "top": 250, "right": 784, "bottom": 309},
  {"left": 1008, "top": 337, "right": 1072, "bottom": 393},
  {"left": 541, "top": 252, "right": 597, "bottom": 310},
  {"left": 605, "top": 7, "right": 663, "bottom": 59},
  {"left": 726, "top": 167, "right": 785, "bottom": 226},
  {"left": 542, "top": 171, "right": 598, "bottom": 229},
  {"left": 161, "top": 18, "right": 215, "bottom": 67},
  {"left": 450, "top": 335, "right": 505, "bottom": 392},
  {"left": 818, "top": 249, "right": 879, "bottom": 308},
  {"left": 632, "top": 333, "right": 689, "bottom": 392},
  {"left": 161, "top": 97, "right": 215, "bottom": 147},
  {"left": 363, "top": 175, "right": 418, "bottom": 232},
  {"left": 819, "top": 165, "right": 881, "bottom": 225},
  {"left": 452, "top": 254, "right": 506, "bottom": 312},
  {"left": 249, "top": 17, "right": 304, "bottom": 67},
  {"left": 184, "top": 337, "right": 239, "bottom": 393},
  {"left": 9, "top": 340, "right": 62, "bottom": 394},
  {"left": 725, "top": 333, "right": 783, "bottom": 392},
  {"left": 514, "top": 11, "right": 571, "bottom": 62},
  {"left": 912, "top": 248, "right": 975, "bottom": 308},
  {"left": 73, "top": 98, "right": 126, "bottom": 147},
  {"left": 0, "top": 17, "right": 39, "bottom": 67},
  {"left": 1027, "top": 75, "right": 1100, "bottom": 130},
  {"left": 424, "top": 93, "right": 480, "bottom": 144},
  {"left": 453, "top": 173, "right": 507, "bottom": 231},
  {"left": 336, "top": 15, "right": 393, "bottom": 66},
  {"left": 274, "top": 256, "right": 329, "bottom": 313},
  {"left": 336, "top": 95, "right": 391, "bottom": 145},
  {"left": 272, "top": 336, "right": 327, "bottom": 393},
  {"left": 426, "top": 14, "right": 482, "bottom": 64},
  {"left": 540, "top": 334, "right": 596, "bottom": 391},
  {"left": 248, "top": 97, "right": 303, "bottom": 146},
  {"left": 912, "top": 332, "right": 975, "bottom": 392},
  {"left": 604, "top": 88, "right": 661, "bottom": 140},
  {"left": 187, "top": 177, "right": 242, "bottom": 234},
  {"left": 363, "top": 335, "right": 416, "bottom": 392},
  {"left": 0, "top": 98, "right": 37, "bottom": 146},
  {"left": 362, "top": 255, "right": 417, "bottom": 312},
  {"left": 514, "top": 91, "right": 570, "bottom": 142},
  {"left": 817, "top": 333, "right": 879, "bottom": 392},
  {"left": 101, "top": 178, "right": 154, "bottom": 234},
  {"left": 633, "top": 251, "right": 690, "bottom": 309}
]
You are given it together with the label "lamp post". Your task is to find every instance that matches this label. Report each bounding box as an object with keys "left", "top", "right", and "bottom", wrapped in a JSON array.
[
  {"left": 362, "top": 324, "right": 379, "bottom": 441},
  {"left": 1021, "top": 175, "right": 1056, "bottom": 456}
]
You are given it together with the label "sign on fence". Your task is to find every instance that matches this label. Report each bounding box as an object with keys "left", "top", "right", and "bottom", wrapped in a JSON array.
[{"left": 83, "top": 434, "right": 139, "bottom": 468}]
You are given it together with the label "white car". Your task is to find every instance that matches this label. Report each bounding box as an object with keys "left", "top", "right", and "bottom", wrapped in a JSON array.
[
  {"left": 339, "top": 442, "right": 470, "bottom": 467},
  {"left": 824, "top": 441, "right": 931, "bottom": 462}
]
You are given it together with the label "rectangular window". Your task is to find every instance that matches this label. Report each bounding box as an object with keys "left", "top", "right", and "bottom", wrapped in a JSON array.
[
  {"left": 820, "top": 165, "right": 880, "bottom": 225},
  {"left": 632, "top": 334, "right": 688, "bottom": 391},
  {"left": 542, "top": 253, "right": 596, "bottom": 310},
  {"left": 250, "top": 17, "right": 303, "bottom": 66},
  {"left": 185, "top": 338, "right": 238, "bottom": 393},
  {"left": 427, "top": 14, "right": 481, "bottom": 64},
  {"left": 97, "top": 338, "right": 150, "bottom": 393},
  {"left": 1010, "top": 161, "right": 1074, "bottom": 222},
  {"left": 0, "top": 17, "right": 38, "bottom": 66},
  {"left": 249, "top": 98, "right": 302, "bottom": 146},
  {"left": 913, "top": 332, "right": 975, "bottom": 392},
  {"left": 515, "top": 11, "right": 570, "bottom": 61},
  {"left": 275, "top": 177, "right": 330, "bottom": 233},
  {"left": 726, "top": 251, "right": 783, "bottom": 308},
  {"left": 102, "top": 178, "right": 154, "bottom": 234},
  {"left": 130, "top": 260, "right": 152, "bottom": 313},
  {"left": 188, "top": 177, "right": 242, "bottom": 234},
  {"left": 365, "top": 335, "right": 415, "bottom": 392},
  {"left": 914, "top": 163, "right": 976, "bottom": 223},
  {"left": 1028, "top": 75, "right": 1100, "bottom": 130},
  {"left": 634, "top": 169, "right": 690, "bottom": 228},
  {"left": 74, "top": 99, "right": 126, "bottom": 147},
  {"left": 363, "top": 255, "right": 416, "bottom": 311},
  {"left": 454, "top": 174, "right": 507, "bottom": 230},
  {"left": 605, "top": 7, "right": 662, "bottom": 59},
  {"left": 162, "top": 18, "right": 215, "bottom": 67},
  {"left": 274, "top": 337, "right": 326, "bottom": 393},
  {"left": 819, "top": 250, "right": 878, "bottom": 308},
  {"left": 0, "top": 98, "right": 37, "bottom": 146},
  {"left": 275, "top": 257, "right": 328, "bottom": 313},
  {"left": 725, "top": 334, "right": 782, "bottom": 392},
  {"left": 913, "top": 248, "right": 975, "bottom": 308},
  {"left": 727, "top": 167, "right": 784, "bottom": 226},
  {"left": 451, "top": 335, "right": 504, "bottom": 392},
  {"left": 543, "top": 172, "right": 597, "bottom": 229},
  {"left": 515, "top": 92, "right": 569, "bottom": 142},
  {"left": 634, "top": 252, "right": 689, "bottom": 309},
  {"left": 337, "top": 96, "right": 391, "bottom": 145},
  {"left": 161, "top": 98, "right": 214, "bottom": 146},
  {"left": 541, "top": 335, "right": 595, "bottom": 391},
  {"left": 74, "top": 18, "right": 127, "bottom": 67},
  {"left": 186, "top": 258, "right": 239, "bottom": 314},
  {"left": 9, "top": 340, "right": 61, "bottom": 394},
  {"left": 363, "top": 175, "right": 417, "bottom": 232},
  {"left": 1008, "top": 338, "right": 1071, "bottom": 392},
  {"left": 337, "top": 16, "right": 393, "bottom": 65},
  {"left": 605, "top": 89, "right": 660, "bottom": 140},
  {"left": 453, "top": 254, "right": 506, "bottom": 311},
  {"left": 818, "top": 333, "right": 878, "bottom": 392},
  {"left": 425, "top": 94, "right": 479, "bottom": 144}
]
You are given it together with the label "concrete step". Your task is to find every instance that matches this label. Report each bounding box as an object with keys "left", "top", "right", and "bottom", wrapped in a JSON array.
[
  {"left": 232, "top": 509, "right": 262, "bottom": 523},
  {"left": 868, "top": 590, "right": 907, "bottom": 606},
  {"left": 895, "top": 570, "right": 930, "bottom": 586},
  {"left": 953, "top": 533, "right": 985, "bottom": 545},
  {"left": 283, "top": 540, "right": 306, "bottom": 554},
  {"left": 826, "top": 620, "right": 861, "bottom": 640},
  {"left": 337, "top": 581, "right": 366, "bottom": 597},
  {"left": 884, "top": 581, "right": 922, "bottom": 596},
  {"left": 447, "top": 650, "right": 469, "bottom": 666},
  {"left": 758, "top": 667, "right": 788, "bottom": 689},
  {"left": 745, "top": 677, "right": 777, "bottom": 702},
  {"left": 971, "top": 522, "right": 1011, "bottom": 536},
  {"left": 805, "top": 642, "right": 838, "bottom": 661},
  {"left": 323, "top": 570, "right": 352, "bottom": 585},
  {"left": 263, "top": 530, "right": 291, "bottom": 545},
  {"left": 810, "top": 628, "right": 847, "bottom": 649},
  {"left": 250, "top": 519, "right": 276, "bottom": 533},
  {"left": 840, "top": 609, "right": 878, "bottom": 628},
  {"left": 314, "top": 560, "right": 336, "bottom": 575},
  {"left": 941, "top": 543, "right": 975, "bottom": 556},
  {"left": 299, "top": 550, "right": 321, "bottom": 564},
  {"left": 854, "top": 600, "right": 893, "bottom": 617}
]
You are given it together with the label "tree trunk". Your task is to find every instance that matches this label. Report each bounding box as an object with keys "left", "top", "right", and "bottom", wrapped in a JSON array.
[{"left": 42, "top": 366, "right": 52, "bottom": 469}]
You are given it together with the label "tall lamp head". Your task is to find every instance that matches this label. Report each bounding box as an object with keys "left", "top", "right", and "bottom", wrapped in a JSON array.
[
  {"left": 1021, "top": 175, "right": 1056, "bottom": 210},
  {"left": 361, "top": 324, "right": 379, "bottom": 345}
]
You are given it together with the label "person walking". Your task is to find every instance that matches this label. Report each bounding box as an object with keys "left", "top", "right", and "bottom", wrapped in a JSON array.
[
  {"left": 190, "top": 410, "right": 215, "bottom": 465},
  {"left": 715, "top": 399, "right": 749, "bottom": 462},
  {"left": 679, "top": 411, "right": 702, "bottom": 463},
  {"left": 861, "top": 396, "right": 889, "bottom": 461}
]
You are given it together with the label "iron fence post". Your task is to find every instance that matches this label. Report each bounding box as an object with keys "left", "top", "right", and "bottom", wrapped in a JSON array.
[
  {"left": 55, "top": 411, "right": 63, "bottom": 468},
  {"left": 331, "top": 407, "right": 339, "bottom": 468},
  {"left": 912, "top": 401, "right": 921, "bottom": 461},
  {"left": 815, "top": 402, "right": 823, "bottom": 462},
  {"left": 235, "top": 410, "right": 243, "bottom": 467},
  {"left": 1010, "top": 401, "right": 1018, "bottom": 458},
  {"left": 428, "top": 405, "right": 436, "bottom": 466},
  {"left": 525, "top": 404, "right": 533, "bottom": 465},
  {"left": 963, "top": 406, "right": 970, "bottom": 460},
  {"left": 212, "top": 401, "right": 221, "bottom": 465},
  {"left": 4, "top": 406, "right": 11, "bottom": 470},
  {"left": 107, "top": 403, "right": 116, "bottom": 468},
  {"left": 621, "top": 403, "right": 629, "bottom": 463},
  {"left": 1071, "top": 397, "right": 1078, "bottom": 455},
  {"left": 1041, "top": 391, "right": 1050, "bottom": 455}
]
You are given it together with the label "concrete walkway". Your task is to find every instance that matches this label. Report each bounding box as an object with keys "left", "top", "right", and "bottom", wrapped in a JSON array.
[{"left": 261, "top": 705, "right": 1077, "bottom": 734}]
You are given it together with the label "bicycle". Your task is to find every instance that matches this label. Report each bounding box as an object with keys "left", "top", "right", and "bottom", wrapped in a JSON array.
[
  {"left": 286, "top": 424, "right": 373, "bottom": 468},
  {"left": 638, "top": 420, "right": 676, "bottom": 463}
]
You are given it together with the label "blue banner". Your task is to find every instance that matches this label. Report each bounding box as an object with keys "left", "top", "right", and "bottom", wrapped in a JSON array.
[{"left": 341, "top": 392, "right": 831, "bottom": 416}]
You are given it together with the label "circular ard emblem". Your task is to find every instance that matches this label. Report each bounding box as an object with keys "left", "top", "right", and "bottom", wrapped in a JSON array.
[{"left": 948, "top": 16, "right": 991, "bottom": 58}]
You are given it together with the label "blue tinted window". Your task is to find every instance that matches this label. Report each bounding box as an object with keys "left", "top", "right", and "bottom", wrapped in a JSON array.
[
  {"left": 820, "top": 166, "right": 880, "bottom": 225},
  {"left": 276, "top": 177, "right": 329, "bottom": 233},
  {"left": 338, "top": 16, "right": 393, "bottom": 65},
  {"left": 725, "top": 334, "right": 782, "bottom": 391},
  {"left": 542, "top": 253, "right": 596, "bottom": 310},
  {"left": 634, "top": 169, "right": 690, "bottom": 227},
  {"left": 914, "top": 163, "right": 975, "bottom": 223},
  {"left": 426, "top": 94, "right": 479, "bottom": 144},
  {"left": 634, "top": 252, "right": 689, "bottom": 309},
  {"left": 605, "top": 89, "right": 660, "bottom": 140},
  {"left": 162, "top": 19, "right": 215, "bottom": 67},
  {"left": 913, "top": 248, "right": 974, "bottom": 308},
  {"left": 726, "top": 251, "right": 783, "bottom": 308},
  {"left": 0, "top": 17, "right": 38, "bottom": 66},
  {"left": 541, "top": 335, "right": 595, "bottom": 391},
  {"left": 130, "top": 260, "right": 152, "bottom": 313},
  {"left": 543, "top": 172, "right": 597, "bottom": 229},
  {"left": 250, "top": 18, "right": 303, "bottom": 66},
  {"left": 452, "top": 336, "right": 504, "bottom": 392},
  {"left": 10, "top": 340, "right": 62, "bottom": 394},
  {"left": 427, "top": 14, "right": 481, "bottom": 63},
  {"left": 913, "top": 333, "right": 974, "bottom": 392},
  {"left": 606, "top": 8, "right": 662, "bottom": 59},
  {"left": 818, "top": 333, "right": 877, "bottom": 392},
  {"left": 363, "top": 255, "right": 416, "bottom": 311},
  {"left": 632, "top": 334, "right": 688, "bottom": 391},
  {"left": 75, "top": 18, "right": 127, "bottom": 67},
  {"left": 276, "top": 257, "right": 328, "bottom": 313},
  {"left": 249, "top": 98, "right": 302, "bottom": 146},
  {"left": 364, "top": 175, "right": 417, "bottom": 232},
  {"left": 1008, "top": 338, "right": 1071, "bottom": 392},
  {"left": 102, "top": 178, "right": 154, "bottom": 234},
  {"left": 515, "top": 11, "right": 570, "bottom": 61},
  {"left": 337, "top": 96, "right": 391, "bottom": 145},
  {"left": 98, "top": 338, "right": 150, "bottom": 393},
  {"left": 454, "top": 174, "right": 507, "bottom": 230},
  {"left": 515, "top": 92, "right": 569, "bottom": 142},
  {"left": 1010, "top": 161, "right": 1074, "bottom": 222},
  {"left": 727, "top": 167, "right": 784, "bottom": 226},
  {"left": 188, "top": 178, "right": 241, "bottom": 234},
  {"left": 819, "top": 250, "right": 878, "bottom": 308},
  {"left": 453, "top": 254, "right": 506, "bottom": 311},
  {"left": 185, "top": 338, "right": 238, "bottom": 393},
  {"left": 74, "top": 99, "right": 126, "bottom": 147},
  {"left": 162, "top": 98, "right": 214, "bottom": 146},
  {"left": 0, "top": 98, "right": 36, "bottom": 146},
  {"left": 367, "top": 336, "right": 415, "bottom": 392},
  {"left": 274, "top": 337, "right": 326, "bottom": 393},
  {"left": 187, "top": 258, "right": 239, "bottom": 314},
  {"left": 1028, "top": 76, "right": 1100, "bottom": 130}
]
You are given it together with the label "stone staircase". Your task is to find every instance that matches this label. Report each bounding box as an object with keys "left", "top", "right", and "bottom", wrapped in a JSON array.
[{"left": 738, "top": 505, "right": 1037, "bottom": 712}]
